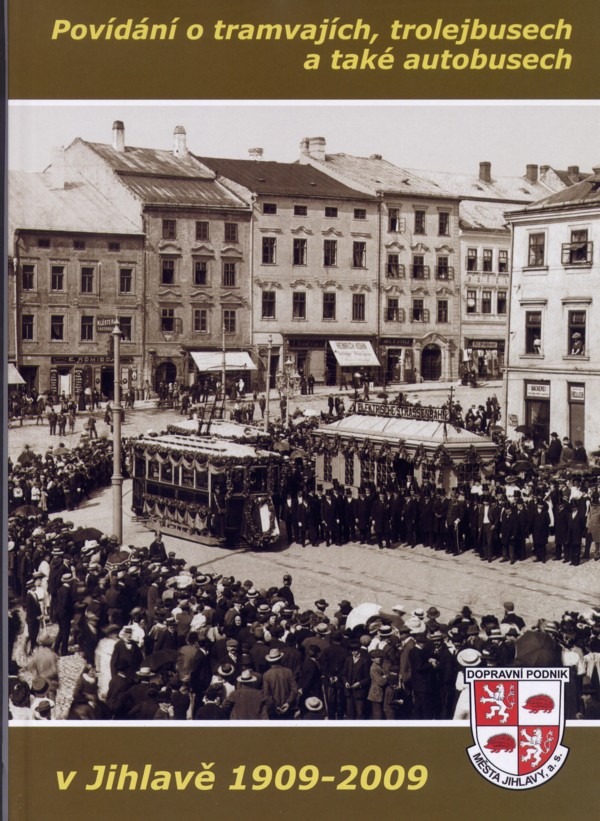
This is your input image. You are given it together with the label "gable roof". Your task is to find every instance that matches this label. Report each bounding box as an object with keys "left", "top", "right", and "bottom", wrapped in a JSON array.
[
  {"left": 407, "top": 167, "right": 560, "bottom": 204},
  {"left": 520, "top": 172, "right": 600, "bottom": 212},
  {"left": 196, "top": 156, "right": 375, "bottom": 201}
]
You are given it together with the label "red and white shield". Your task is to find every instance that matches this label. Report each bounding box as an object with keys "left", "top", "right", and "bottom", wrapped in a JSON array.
[{"left": 465, "top": 669, "right": 569, "bottom": 790}]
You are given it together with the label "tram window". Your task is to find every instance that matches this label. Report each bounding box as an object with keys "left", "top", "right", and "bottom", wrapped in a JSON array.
[
  {"left": 181, "top": 467, "right": 194, "bottom": 487},
  {"left": 250, "top": 467, "right": 268, "bottom": 492},
  {"left": 161, "top": 463, "right": 173, "bottom": 483},
  {"left": 134, "top": 457, "right": 146, "bottom": 478},
  {"left": 232, "top": 469, "right": 244, "bottom": 493},
  {"left": 196, "top": 469, "right": 208, "bottom": 489},
  {"left": 148, "top": 461, "right": 160, "bottom": 480}
]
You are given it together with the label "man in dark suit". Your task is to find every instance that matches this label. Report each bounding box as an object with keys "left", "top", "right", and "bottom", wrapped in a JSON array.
[
  {"left": 546, "top": 432, "right": 562, "bottom": 466},
  {"left": 354, "top": 488, "right": 371, "bottom": 544},
  {"left": 531, "top": 498, "right": 551, "bottom": 563},
  {"left": 478, "top": 494, "right": 500, "bottom": 562},
  {"left": 342, "top": 642, "right": 370, "bottom": 719},
  {"left": 370, "top": 491, "right": 388, "bottom": 549},
  {"left": 25, "top": 579, "right": 43, "bottom": 652},
  {"left": 565, "top": 499, "right": 587, "bottom": 566}
]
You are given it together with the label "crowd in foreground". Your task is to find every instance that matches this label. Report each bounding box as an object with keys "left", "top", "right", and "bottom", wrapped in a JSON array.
[{"left": 7, "top": 515, "right": 600, "bottom": 723}]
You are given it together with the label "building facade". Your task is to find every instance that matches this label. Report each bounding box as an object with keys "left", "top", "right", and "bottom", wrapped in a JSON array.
[{"left": 505, "top": 171, "right": 600, "bottom": 448}]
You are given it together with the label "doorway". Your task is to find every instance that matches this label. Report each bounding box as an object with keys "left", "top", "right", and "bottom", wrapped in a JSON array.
[
  {"left": 155, "top": 360, "right": 177, "bottom": 392},
  {"left": 421, "top": 344, "right": 442, "bottom": 381}
]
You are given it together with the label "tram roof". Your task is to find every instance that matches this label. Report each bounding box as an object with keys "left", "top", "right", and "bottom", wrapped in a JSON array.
[
  {"left": 316, "top": 415, "right": 496, "bottom": 451},
  {"left": 134, "top": 432, "right": 279, "bottom": 460},
  {"left": 166, "top": 419, "right": 270, "bottom": 441}
]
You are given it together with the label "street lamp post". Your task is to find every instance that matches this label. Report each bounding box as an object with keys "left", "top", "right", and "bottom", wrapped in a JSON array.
[
  {"left": 278, "top": 354, "right": 301, "bottom": 428},
  {"left": 265, "top": 334, "right": 273, "bottom": 430},
  {"left": 221, "top": 323, "right": 227, "bottom": 417},
  {"left": 111, "top": 317, "right": 123, "bottom": 544}
]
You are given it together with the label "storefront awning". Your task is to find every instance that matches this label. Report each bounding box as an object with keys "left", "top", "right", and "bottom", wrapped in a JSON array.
[
  {"left": 329, "top": 340, "right": 380, "bottom": 367},
  {"left": 191, "top": 351, "right": 257, "bottom": 372},
  {"left": 8, "top": 363, "right": 25, "bottom": 385}
]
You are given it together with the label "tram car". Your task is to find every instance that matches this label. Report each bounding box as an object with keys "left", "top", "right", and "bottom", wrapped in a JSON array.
[{"left": 131, "top": 428, "right": 282, "bottom": 548}]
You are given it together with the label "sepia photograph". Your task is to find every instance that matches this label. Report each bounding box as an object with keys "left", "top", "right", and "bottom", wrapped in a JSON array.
[{"left": 6, "top": 102, "right": 600, "bottom": 731}]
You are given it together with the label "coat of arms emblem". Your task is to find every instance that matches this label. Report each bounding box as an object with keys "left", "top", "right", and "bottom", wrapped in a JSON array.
[{"left": 465, "top": 668, "right": 569, "bottom": 789}]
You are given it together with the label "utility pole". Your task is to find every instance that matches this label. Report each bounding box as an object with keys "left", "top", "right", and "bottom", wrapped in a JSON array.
[
  {"left": 111, "top": 317, "right": 123, "bottom": 544},
  {"left": 265, "top": 333, "right": 272, "bottom": 430}
]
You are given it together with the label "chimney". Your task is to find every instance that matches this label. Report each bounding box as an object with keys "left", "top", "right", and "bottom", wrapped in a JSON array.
[
  {"left": 567, "top": 165, "right": 580, "bottom": 181},
  {"left": 173, "top": 125, "right": 188, "bottom": 158},
  {"left": 479, "top": 161, "right": 492, "bottom": 183},
  {"left": 307, "top": 136, "right": 326, "bottom": 162},
  {"left": 49, "top": 146, "right": 65, "bottom": 189},
  {"left": 525, "top": 164, "right": 538, "bottom": 183},
  {"left": 592, "top": 166, "right": 600, "bottom": 175},
  {"left": 540, "top": 164, "right": 550, "bottom": 181},
  {"left": 112, "top": 120, "right": 125, "bottom": 152},
  {"left": 248, "top": 147, "right": 264, "bottom": 161},
  {"left": 298, "top": 137, "right": 310, "bottom": 163},
  {"left": 370, "top": 154, "right": 383, "bottom": 160}
]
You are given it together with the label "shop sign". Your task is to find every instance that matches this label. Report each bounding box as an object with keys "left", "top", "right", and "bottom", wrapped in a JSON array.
[
  {"left": 357, "top": 401, "right": 450, "bottom": 422},
  {"left": 381, "top": 337, "right": 413, "bottom": 347},
  {"left": 569, "top": 385, "right": 585, "bottom": 403},
  {"left": 464, "top": 339, "right": 503, "bottom": 350},
  {"left": 525, "top": 383, "right": 550, "bottom": 399},
  {"left": 51, "top": 355, "right": 134, "bottom": 364},
  {"left": 97, "top": 316, "right": 118, "bottom": 333}
]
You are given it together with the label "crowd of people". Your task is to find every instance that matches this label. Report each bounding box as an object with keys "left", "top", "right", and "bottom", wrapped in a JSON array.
[
  {"left": 9, "top": 440, "right": 114, "bottom": 515},
  {"left": 7, "top": 516, "right": 600, "bottom": 722}
]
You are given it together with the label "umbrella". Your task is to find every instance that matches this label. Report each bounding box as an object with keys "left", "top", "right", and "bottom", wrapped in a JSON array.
[
  {"left": 290, "top": 449, "right": 309, "bottom": 461},
  {"left": 144, "top": 649, "right": 178, "bottom": 672},
  {"left": 515, "top": 425, "right": 531, "bottom": 434},
  {"left": 512, "top": 460, "right": 535, "bottom": 473},
  {"left": 345, "top": 602, "right": 382, "bottom": 632},
  {"left": 273, "top": 439, "right": 291, "bottom": 452},
  {"left": 490, "top": 425, "right": 504, "bottom": 434},
  {"left": 71, "top": 527, "right": 103, "bottom": 546},
  {"left": 514, "top": 630, "right": 562, "bottom": 667},
  {"left": 303, "top": 408, "right": 319, "bottom": 418},
  {"left": 11, "top": 504, "right": 44, "bottom": 517},
  {"left": 54, "top": 444, "right": 70, "bottom": 456}
]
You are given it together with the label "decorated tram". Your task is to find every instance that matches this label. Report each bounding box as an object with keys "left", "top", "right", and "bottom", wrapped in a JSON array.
[{"left": 130, "top": 423, "right": 283, "bottom": 548}]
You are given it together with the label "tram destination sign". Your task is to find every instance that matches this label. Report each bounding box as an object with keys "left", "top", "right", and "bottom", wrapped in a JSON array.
[{"left": 356, "top": 401, "right": 450, "bottom": 422}]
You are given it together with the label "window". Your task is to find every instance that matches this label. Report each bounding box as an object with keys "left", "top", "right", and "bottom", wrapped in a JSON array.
[
  {"left": 483, "top": 249, "right": 493, "bottom": 272},
  {"left": 162, "top": 219, "right": 177, "bottom": 240},
  {"left": 224, "top": 223, "right": 238, "bottom": 242},
  {"left": 292, "top": 292, "right": 306, "bottom": 320},
  {"left": 262, "top": 291, "right": 276, "bottom": 319},
  {"left": 438, "top": 212, "right": 450, "bottom": 235},
  {"left": 323, "top": 292, "right": 336, "bottom": 320},
  {"left": 51, "top": 265, "right": 64, "bottom": 291},
  {"left": 108, "top": 241, "right": 121, "bottom": 252},
  {"left": 525, "top": 311, "right": 542, "bottom": 354},
  {"left": 498, "top": 250, "right": 509, "bottom": 273},
  {"left": 353, "top": 208, "right": 367, "bottom": 220},
  {"left": 466, "top": 248, "right": 478, "bottom": 272},
  {"left": 436, "top": 256, "right": 449, "bottom": 280},
  {"left": 497, "top": 291, "right": 508, "bottom": 315},
  {"left": 528, "top": 233, "right": 545, "bottom": 267},
  {"left": 411, "top": 299, "right": 428, "bottom": 322},
  {"left": 325, "top": 206, "right": 338, "bottom": 218},
  {"left": 22, "top": 264, "right": 35, "bottom": 291},
  {"left": 386, "top": 253, "right": 403, "bottom": 278},
  {"left": 161, "top": 258, "right": 175, "bottom": 285},
  {"left": 193, "top": 260, "right": 208, "bottom": 286},
  {"left": 323, "top": 239, "right": 337, "bottom": 267},
  {"left": 73, "top": 239, "right": 86, "bottom": 251},
  {"left": 414, "top": 210, "right": 426, "bottom": 234},
  {"left": 37, "top": 238, "right": 50, "bottom": 248},
  {"left": 386, "top": 298, "right": 400, "bottom": 321},
  {"left": 50, "top": 315, "right": 64, "bottom": 341},
  {"left": 81, "top": 315, "right": 94, "bottom": 341},
  {"left": 352, "top": 241, "right": 366, "bottom": 268},
  {"left": 323, "top": 453, "right": 332, "bottom": 483},
  {"left": 482, "top": 290, "right": 492, "bottom": 314},
  {"left": 119, "top": 268, "right": 133, "bottom": 294},
  {"left": 161, "top": 308, "right": 175, "bottom": 333},
  {"left": 388, "top": 208, "right": 401, "bottom": 232},
  {"left": 223, "top": 309, "right": 236, "bottom": 334},
  {"left": 437, "top": 300, "right": 449, "bottom": 323},
  {"left": 293, "top": 238, "right": 307, "bottom": 266},
  {"left": 195, "top": 221, "right": 209, "bottom": 241},
  {"left": 411, "top": 254, "right": 427, "bottom": 279},
  {"left": 293, "top": 204, "right": 307, "bottom": 216},
  {"left": 222, "top": 262, "right": 236, "bottom": 287},
  {"left": 352, "top": 293, "right": 366, "bottom": 321},
  {"left": 21, "top": 314, "right": 34, "bottom": 341},
  {"left": 193, "top": 309, "right": 208, "bottom": 333},
  {"left": 562, "top": 229, "right": 592, "bottom": 265},
  {"left": 466, "top": 289, "right": 477, "bottom": 314},
  {"left": 262, "top": 237, "right": 277, "bottom": 265},
  {"left": 262, "top": 203, "right": 277, "bottom": 215},
  {"left": 80, "top": 266, "right": 94, "bottom": 294},
  {"left": 568, "top": 310, "right": 586, "bottom": 355},
  {"left": 120, "top": 317, "right": 132, "bottom": 341},
  {"left": 344, "top": 455, "right": 354, "bottom": 486}
]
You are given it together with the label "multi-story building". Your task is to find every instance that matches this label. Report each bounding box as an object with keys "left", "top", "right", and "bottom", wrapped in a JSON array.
[
  {"left": 505, "top": 170, "right": 600, "bottom": 448},
  {"left": 196, "top": 152, "right": 379, "bottom": 386},
  {"left": 298, "top": 138, "right": 462, "bottom": 382},
  {"left": 8, "top": 165, "right": 145, "bottom": 397}
]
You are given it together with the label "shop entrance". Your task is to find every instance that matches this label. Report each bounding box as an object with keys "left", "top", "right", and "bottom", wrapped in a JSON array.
[
  {"left": 421, "top": 344, "right": 442, "bottom": 381},
  {"left": 101, "top": 367, "right": 115, "bottom": 400},
  {"left": 525, "top": 399, "right": 550, "bottom": 447},
  {"left": 569, "top": 384, "right": 585, "bottom": 445},
  {"left": 155, "top": 361, "right": 177, "bottom": 393}
]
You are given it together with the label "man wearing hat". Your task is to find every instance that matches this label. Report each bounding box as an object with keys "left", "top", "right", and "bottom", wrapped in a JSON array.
[
  {"left": 223, "top": 670, "right": 267, "bottom": 720},
  {"left": 262, "top": 648, "right": 299, "bottom": 719},
  {"left": 342, "top": 641, "right": 371, "bottom": 719},
  {"left": 53, "top": 572, "right": 74, "bottom": 656},
  {"left": 276, "top": 574, "right": 295, "bottom": 608},
  {"left": 546, "top": 432, "right": 562, "bottom": 466},
  {"left": 25, "top": 578, "right": 43, "bottom": 652}
]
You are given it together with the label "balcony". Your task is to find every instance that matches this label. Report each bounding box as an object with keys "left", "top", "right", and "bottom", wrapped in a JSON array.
[
  {"left": 435, "top": 266, "right": 454, "bottom": 281},
  {"left": 385, "top": 263, "right": 405, "bottom": 279},
  {"left": 561, "top": 241, "right": 593, "bottom": 266},
  {"left": 385, "top": 308, "right": 406, "bottom": 322},
  {"left": 410, "top": 265, "right": 430, "bottom": 280},
  {"left": 410, "top": 309, "right": 430, "bottom": 323}
]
